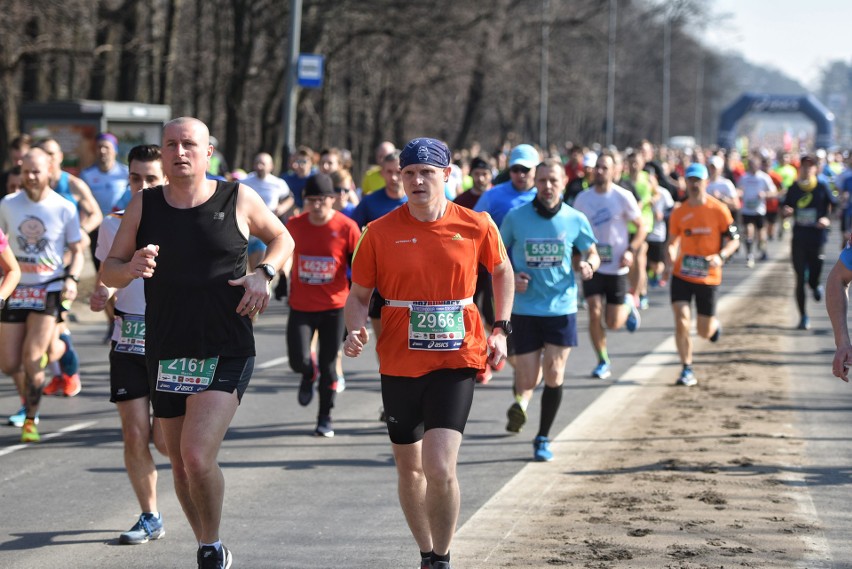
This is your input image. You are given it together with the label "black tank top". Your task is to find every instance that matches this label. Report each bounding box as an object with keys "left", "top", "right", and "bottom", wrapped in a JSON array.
[{"left": 138, "top": 181, "right": 254, "bottom": 362}]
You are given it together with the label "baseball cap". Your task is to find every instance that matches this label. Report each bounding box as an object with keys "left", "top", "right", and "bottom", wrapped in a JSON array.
[
  {"left": 582, "top": 151, "right": 598, "bottom": 168},
  {"left": 303, "top": 173, "right": 335, "bottom": 197},
  {"left": 470, "top": 157, "right": 490, "bottom": 172},
  {"left": 708, "top": 155, "right": 724, "bottom": 169},
  {"left": 800, "top": 153, "right": 818, "bottom": 166},
  {"left": 684, "top": 163, "right": 708, "bottom": 180},
  {"left": 508, "top": 144, "right": 539, "bottom": 169}
]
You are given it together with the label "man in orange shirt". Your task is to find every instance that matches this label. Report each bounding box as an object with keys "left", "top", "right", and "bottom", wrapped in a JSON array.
[
  {"left": 343, "top": 137, "right": 514, "bottom": 569},
  {"left": 664, "top": 163, "right": 740, "bottom": 386}
]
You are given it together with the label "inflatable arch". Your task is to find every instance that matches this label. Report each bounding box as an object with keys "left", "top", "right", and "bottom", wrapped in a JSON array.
[{"left": 717, "top": 93, "right": 835, "bottom": 150}]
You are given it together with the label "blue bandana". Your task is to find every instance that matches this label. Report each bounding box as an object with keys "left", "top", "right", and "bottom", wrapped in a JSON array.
[{"left": 399, "top": 138, "right": 451, "bottom": 169}]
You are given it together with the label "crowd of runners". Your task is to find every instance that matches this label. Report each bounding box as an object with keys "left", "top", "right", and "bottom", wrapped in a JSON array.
[{"left": 0, "top": 123, "right": 850, "bottom": 569}]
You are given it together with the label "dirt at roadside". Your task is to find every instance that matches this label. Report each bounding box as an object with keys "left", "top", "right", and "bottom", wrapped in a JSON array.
[{"left": 460, "top": 261, "right": 826, "bottom": 568}]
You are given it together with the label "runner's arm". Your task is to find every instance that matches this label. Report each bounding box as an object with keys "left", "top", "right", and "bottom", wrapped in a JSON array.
[
  {"left": 69, "top": 175, "right": 104, "bottom": 234},
  {"left": 0, "top": 245, "right": 21, "bottom": 300},
  {"left": 343, "top": 283, "right": 372, "bottom": 357},
  {"left": 826, "top": 259, "right": 852, "bottom": 381}
]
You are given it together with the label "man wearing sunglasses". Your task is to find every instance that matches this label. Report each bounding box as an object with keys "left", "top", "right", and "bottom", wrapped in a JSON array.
[{"left": 474, "top": 144, "right": 539, "bottom": 227}]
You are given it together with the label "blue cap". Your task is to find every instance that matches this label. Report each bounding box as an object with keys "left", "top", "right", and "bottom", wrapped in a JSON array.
[
  {"left": 399, "top": 138, "right": 451, "bottom": 169},
  {"left": 509, "top": 144, "right": 539, "bottom": 169},
  {"left": 684, "top": 163, "right": 708, "bottom": 180}
]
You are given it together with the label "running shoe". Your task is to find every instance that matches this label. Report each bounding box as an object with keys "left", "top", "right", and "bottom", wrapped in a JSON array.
[
  {"left": 746, "top": 255, "right": 755, "bottom": 268},
  {"left": 759, "top": 251, "right": 769, "bottom": 261},
  {"left": 432, "top": 561, "right": 452, "bottom": 569},
  {"left": 797, "top": 316, "right": 811, "bottom": 330},
  {"left": 475, "top": 364, "right": 492, "bottom": 385},
  {"left": 675, "top": 367, "right": 697, "bottom": 387},
  {"left": 813, "top": 285, "right": 824, "bottom": 302},
  {"left": 198, "top": 544, "right": 232, "bottom": 569},
  {"left": 8, "top": 405, "right": 38, "bottom": 427},
  {"left": 315, "top": 415, "right": 334, "bottom": 438},
  {"left": 639, "top": 295, "right": 649, "bottom": 310},
  {"left": 21, "top": 418, "right": 40, "bottom": 443},
  {"left": 709, "top": 324, "right": 722, "bottom": 343},
  {"left": 592, "top": 361, "right": 611, "bottom": 380},
  {"left": 420, "top": 555, "right": 433, "bottom": 569},
  {"left": 42, "top": 375, "right": 65, "bottom": 396},
  {"left": 335, "top": 374, "right": 346, "bottom": 393},
  {"left": 505, "top": 402, "right": 527, "bottom": 434},
  {"left": 62, "top": 373, "right": 82, "bottom": 397},
  {"left": 533, "top": 435, "right": 554, "bottom": 462},
  {"left": 625, "top": 303, "right": 641, "bottom": 332},
  {"left": 119, "top": 513, "right": 165, "bottom": 545},
  {"left": 297, "top": 376, "right": 314, "bottom": 406}
]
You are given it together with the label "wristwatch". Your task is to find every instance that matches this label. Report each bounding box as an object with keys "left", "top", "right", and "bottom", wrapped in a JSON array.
[
  {"left": 493, "top": 320, "right": 513, "bottom": 336},
  {"left": 256, "top": 264, "right": 276, "bottom": 282}
]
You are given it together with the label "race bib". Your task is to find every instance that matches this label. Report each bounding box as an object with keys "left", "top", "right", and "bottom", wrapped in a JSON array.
[
  {"left": 298, "top": 255, "right": 336, "bottom": 285},
  {"left": 8, "top": 285, "right": 47, "bottom": 311},
  {"left": 524, "top": 238, "right": 564, "bottom": 268},
  {"left": 681, "top": 255, "right": 709, "bottom": 278},
  {"left": 115, "top": 314, "right": 145, "bottom": 355},
  {"left": 598, "top": 244, "right": 613, "bottom": 264},
  {"left": 408, "top": 301, "right": 466, "bottom": 351},
  {"left": 795, "top": 208, "right": 818, "bottom": 226},
  {"left": 156, "top": 356, "right": 219, "bottom": 394},
  {"left": 744, "top": 198, "right": 760, "bottom": 211}
]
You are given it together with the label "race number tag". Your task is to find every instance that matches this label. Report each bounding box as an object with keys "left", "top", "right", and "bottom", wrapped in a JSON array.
[
  {"left": 524, "top": 238, "right": 564, "bottom": 268},
  {"left": 598, "top": 244, "right": 613, "bottom": 264},
  {"left": 744, "top": 198, "right": 760, "bottom": 211},
  {"left": 408, "top": 301, "right": 466, "bottom": 351},
  {"left": 795, "top": 208, "right": 817, "bottom": 226},
  {"left": 8, "top": 285, "right": 47, "bottom": 310},
  {"left": 681, "top": 255, "right": 709, "bottom": 278},
  {"left": 298, "top": 255, "right": 336, "bottom": 285},
  {"left": 115, "top": 314, "right": 145, "bottom": 355},
  {"left": 156, "top": 356, "right": 219, "bottom": 394}
]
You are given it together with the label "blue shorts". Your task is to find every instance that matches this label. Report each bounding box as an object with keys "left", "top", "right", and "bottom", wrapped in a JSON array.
[{"left": 509, "top": 313, "right": 577, "bottom": 355}]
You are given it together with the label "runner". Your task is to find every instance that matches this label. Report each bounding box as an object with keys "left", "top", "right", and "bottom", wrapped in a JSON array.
[
  {"left": 737, "top": 153, "right": 776, "bottom": 268},
  {"left": 473, "top": 143, "right": 538, "bottom": 227},
  {"left": 572, "top": 152, "right": 646, "bottom": 379},
  {"left": 0, "top": 148, "right": 84, "bottom": 441},
  {"left": 90, "top": 144, "right": 169, "bottom": 545},
  {"left": 499, "top": 158, "right": 598, "bottom": 460},
  {"left": 827, "top": 240, "right": 852, "bottom": 381},
  {"left": 664, "top": 163, "right": 740, "bottom": 386},
  {"left": 102, "top": 117, "right": 294, "bottom": 569},
  {"left": 285, "top": 173, "right": 360, "bottom": 436},
  {"left": 343, "top": 137, "right": 513, "bottom": 569},
  {"left": 781, "top": 154, "right": 836, "bottom": 330}
]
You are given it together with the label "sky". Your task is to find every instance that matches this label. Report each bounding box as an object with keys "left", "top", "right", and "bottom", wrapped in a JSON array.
[{"left": 705, "top": 0, "right": 851, "bottom": 90}]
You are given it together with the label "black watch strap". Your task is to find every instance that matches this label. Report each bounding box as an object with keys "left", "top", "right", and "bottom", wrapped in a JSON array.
[
  {"left": 256, "top": 263, "right": 276, "bottom": 281},
  {"left": 493, "top": 320, "right": 512, "bottom": 335}
]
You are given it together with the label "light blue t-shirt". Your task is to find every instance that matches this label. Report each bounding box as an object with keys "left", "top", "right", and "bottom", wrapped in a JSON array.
[
  {"left": 473, "top": 180, "right": 536, "bottom": 227},
  {"left": 80, "top": 163, "right": 130, "bottom": 214},
  {"left": 352, "top": 189, "right": 407, "bottom": 228},
  {"left": 500, "top": 201, "right": 597, "bottom": 316}
]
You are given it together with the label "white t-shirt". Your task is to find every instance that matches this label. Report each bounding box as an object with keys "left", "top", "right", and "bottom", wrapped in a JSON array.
[
  {"left": 707, "top": 177, "right": 737, "bottom": 206},
  {"left": 573, "top": 184, "right": 643, "bottom": 276},
  {"left": 738, "top": 171, "right": 775, "bottom": 216},
  {"left": 647, "top": 188, "right": 674, "bottom": 243},
  {"left": 0, "top": 190, "right": 81, "bottom": 291},
  {"left": 96, "top": 211, "right": 146, "bottom": 316},
  {"left": 242, "top": 173, "right": 291, "bottom": 211}
]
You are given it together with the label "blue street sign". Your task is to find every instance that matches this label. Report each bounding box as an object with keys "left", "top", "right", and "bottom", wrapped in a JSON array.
[{"left": 297, "top": 54, "right": 324, "bottom": 89}]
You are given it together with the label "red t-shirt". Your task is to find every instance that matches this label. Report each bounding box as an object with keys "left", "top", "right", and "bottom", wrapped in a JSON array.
[
  {"left": 286, "top": 211, "right": 361, "bottom": 312},
  {"left": 352, "top": 202, "right": 507, "bottom": 377}
]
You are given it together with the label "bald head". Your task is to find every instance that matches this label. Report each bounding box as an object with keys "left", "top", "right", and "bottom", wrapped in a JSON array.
[
  {"left": 375, "top": 141, "right": 396, "bottom": 164},
  {"left": 21, "top": 148, "right": 52, "bottom": 195},
  {"left": 162, "top": 117, "right": 213, "bottom": 182},
  {"left": 254, "top": 152, "right": 274, "bottom": 177}
]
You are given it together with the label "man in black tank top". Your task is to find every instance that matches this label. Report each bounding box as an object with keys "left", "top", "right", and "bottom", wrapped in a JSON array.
[{"left": 103, "top": 117, "right": 294, "bottom": 569}]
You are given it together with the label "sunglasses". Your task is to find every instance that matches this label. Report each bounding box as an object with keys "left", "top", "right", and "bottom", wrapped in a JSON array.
[{"left": 510, "top": 166, "right": 531, "bottom": 174}]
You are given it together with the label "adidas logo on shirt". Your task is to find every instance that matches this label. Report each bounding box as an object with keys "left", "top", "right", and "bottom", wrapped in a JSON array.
[{"left": 451, "top": 233, "right": 463, "bottom": 241}]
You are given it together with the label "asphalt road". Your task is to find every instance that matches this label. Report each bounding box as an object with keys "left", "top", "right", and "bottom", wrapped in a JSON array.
[{"left": 1, "top": 236, "right": 850, "bottom": 568}]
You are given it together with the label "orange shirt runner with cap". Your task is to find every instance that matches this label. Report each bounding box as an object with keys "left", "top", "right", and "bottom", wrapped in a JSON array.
[
  {"left": 351, "top": 201, "right": 507, "bottom": 377},
  {"left": 668, "top": 195, "right": 734, "bottom": 286}
]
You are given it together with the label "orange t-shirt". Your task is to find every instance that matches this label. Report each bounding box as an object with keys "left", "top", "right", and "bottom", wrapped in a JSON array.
[
  {"left": 669, "top": 195, "right": 734, "bottom": 286},
  {"left": 287, "top": 211, "right": 361, "bottom": 311},
  {"left": 352, "top": 202, "right": 507, "bottom": 377}
]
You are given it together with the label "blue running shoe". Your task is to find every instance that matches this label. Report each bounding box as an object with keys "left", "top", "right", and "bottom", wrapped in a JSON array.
[
  {"left": 813, "top": 285, "right": 824, "bottom": 302},
  {"left": 8, "top": 405, "right": 38, "bottom": 428},
  {"left": 797, "top": 316, "right": 810, "bottom": 330},
  {"left": 591, "top": 361, "right": 611, "bottom": 380},
  {"left": 533, "top": 436, "right": 553, "bottom": 462},
  {"left": 675, "top": 367, "right": 697, "bottom": 387},
  {"left": 626, "top": 303, "right": 641, "bottom": 332},
  {"left": 119, "top": 513, "right": 164, "bottom": 545},
  {"left": 198, "top": 543, "right": 232, "bottom": 569}
]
